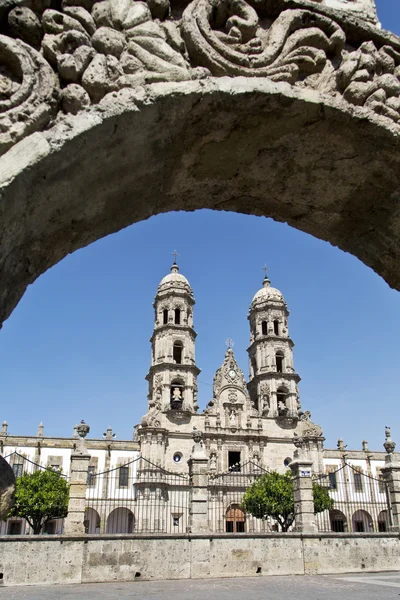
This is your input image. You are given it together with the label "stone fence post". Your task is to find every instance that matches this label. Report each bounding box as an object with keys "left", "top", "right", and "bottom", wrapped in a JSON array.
[
  {"left": 289, "top": 437, "right": 317, "bottom": 533},
  {"left": 381, "top": 427, "right": 400, "bottom": 532},
  {"left": 64, "top": 421, "right": 90, "bottom": 535},
  {"left": 187, "top": 430, "right": 209, "bottom": 533}
]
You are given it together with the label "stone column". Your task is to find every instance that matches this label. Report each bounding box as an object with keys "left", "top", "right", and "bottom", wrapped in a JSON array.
[
  {"left": 64, "top": 421, "right": 91, "bottom": 535},
  {"left": 289, "top": 437, "right": 317, "bottom": 533},
  {"left": 188, "top": 430, "right": 209, "bottom": 533},
  {"left": 381, "top": 427, "right": 400, "bottom": 532}
]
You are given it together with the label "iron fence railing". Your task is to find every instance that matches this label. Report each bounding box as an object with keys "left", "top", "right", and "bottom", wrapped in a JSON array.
[
  {"left": 1, "top": 452, "right": 68, "bottom": 535},
  {"left": 313, "top": 463, "right": 392, "bottom": 533},
  {"left": 85, "top": 456, "right": 190, "bottom": 534}
]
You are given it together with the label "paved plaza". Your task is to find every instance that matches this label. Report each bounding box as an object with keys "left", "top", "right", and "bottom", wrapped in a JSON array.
[{"left": 2, "top": 573, "right": 400, "bottom": 600}]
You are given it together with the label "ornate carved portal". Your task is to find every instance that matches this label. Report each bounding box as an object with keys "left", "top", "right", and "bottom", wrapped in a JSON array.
[{"left": 0, "top": 0, "right": 399, "bottom": 155}]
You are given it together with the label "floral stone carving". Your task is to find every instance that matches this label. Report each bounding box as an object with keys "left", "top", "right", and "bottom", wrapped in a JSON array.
[
  {"left": 1, "top": 0, "right": 400, "bottom": 156},
  {"left": 181, "top": 1, "right": 345, "bottom": 81}
]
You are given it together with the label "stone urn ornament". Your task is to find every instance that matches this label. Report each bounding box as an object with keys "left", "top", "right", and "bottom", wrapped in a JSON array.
[{"left": 75, "top": 419, "right": 90, "bottom": 454}]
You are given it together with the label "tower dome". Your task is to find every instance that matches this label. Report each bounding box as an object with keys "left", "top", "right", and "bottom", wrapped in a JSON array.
[
  {"left": 247, "top": 269, "right": 300, "bottom": 420},
  {"left": 250, "top": 276, "right": 285, "bottom": 308},
  {"left": 157, "top": 262, "right": 193, "bottom": 296}
]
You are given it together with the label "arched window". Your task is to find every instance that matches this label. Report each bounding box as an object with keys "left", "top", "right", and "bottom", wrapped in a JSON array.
[
  {"left": 330, "top": 510, "right": 347, "bottom": 533},
  {"left": 274, "top": 320, "right": 279, "bottom": 336},
  {"left": 173, "top": 341, "right": 183, "bottom": 364},
  {"left": 377, "top": 510, "right": 390, "bottom": 532},
  {"left": 261, "top": 321, "right": 268, "bottom": 335},
  {"left": 352, "top": 509, "right": 373, "bottom": 532},
  {"left": 275, "top": 351, "right": 284, "bottom": 373},
  {"left": 170, "top": 380, "right": 184, "bottom": 409},
  {"left": 251, "top": 356, "right": 257, "bottom": 376},
  {"left": 106, "top": 508, "right": 135, "bottom": 534},
  {"left": 277, "top": 389, "right": 287, "bottom": 415},
  {"left": 175, "top": 308, "right": 181, "bottom": 324},
  {"left": 163, "top": 309, "right": 168, "bottom": 325}
]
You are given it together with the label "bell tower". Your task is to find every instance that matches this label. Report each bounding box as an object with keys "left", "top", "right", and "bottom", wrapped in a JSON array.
[
  {"left": 145, "top": 255, "right": 200, "bottom": 415},
  {"left": 247, "top": 268, "right": 301, "bottom": 420}
]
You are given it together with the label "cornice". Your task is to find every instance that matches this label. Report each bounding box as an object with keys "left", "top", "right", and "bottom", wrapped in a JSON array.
[
  {"left": 147, "top": 363, "right": 201, "bottom": 376},
  {"left": 247, "top": 335, "right": 295, "bottom": 352}
]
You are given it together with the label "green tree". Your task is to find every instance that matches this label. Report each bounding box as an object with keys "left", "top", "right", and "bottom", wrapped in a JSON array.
[
  {"left": 8, "top": 469, "right": 69, "bottom": 534},
  {"left": 241, "top": 470, "right": 334, "bottom": 532}
]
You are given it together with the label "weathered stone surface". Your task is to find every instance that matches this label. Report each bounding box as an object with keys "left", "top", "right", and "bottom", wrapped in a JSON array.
[
  {"left": 8, "top": 6, "right": 43, "bottom": 48},
  {"left": 1, "top": 0, "right": 400, "bottom": 328},
  {"left": 61, "top": 83, "right": 91, "bottom": 114},
  {"left": 0, "top": 534, "right": 399, "bottom": 586},
  {"left": 1, "top": 77, "right": 400, "bottom": 332},
  {"left": 0, "top": 455, "right": 15, "bottom": 520},
  {"left": 0, "top": 0, "right": 395, "bottom": 154}
]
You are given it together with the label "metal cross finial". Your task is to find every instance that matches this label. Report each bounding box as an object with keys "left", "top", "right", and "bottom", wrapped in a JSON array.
[
  {"left": 172, "top": 250, "right": 179, "bottom": 264},
  {"left": 225, "top": 338, "right": 235, "bottom": 350},
  {"left": 262, "top": 264, "right": 269, "bottom": 277}
]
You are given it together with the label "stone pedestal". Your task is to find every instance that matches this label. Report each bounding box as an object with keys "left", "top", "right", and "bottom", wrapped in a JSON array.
[
  {"left": 381, "top": 454, "right": 400, "bottom": 532},
  {"left": 289, "top": 458, "right": 317, "bottom": 533},
  {"left": 64, "top": 452, "right": 90, "bottom": 535}
]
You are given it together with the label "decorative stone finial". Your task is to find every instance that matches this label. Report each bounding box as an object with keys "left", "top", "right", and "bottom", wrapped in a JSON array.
[
  {"left": 103, "top": 427, "right": 116, "bottom": 441},
  {"left": 73, "top": 420, "right": 90, "bottom": 455},
  {"left": 337, "top": 438, "right": 346, "bottom": 452},
  {"left": 384, "top": 426, "right": 396, "bottom": 455},
  {"left": 0, "top": 421, "right": 8, "bottom": 436},
  {"left": 293, "top": 433, "right": 306, "bottom": 459},
  {"left": 37, "top": 422, "right": 44, "bottom": 438},
  {"left": 362, "top": 440, "right": 369, "bottom": 452},
  {"left": 171, "top": 250, "right": 180, "bottom": 273},
  {"left": 192, "top": 428, "right": 207, "bottom": 458}
]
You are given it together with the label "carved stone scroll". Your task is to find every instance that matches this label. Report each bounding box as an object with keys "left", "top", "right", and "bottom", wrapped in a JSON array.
[
  {"left": 181, "top": 1, "right": 345, "bottom": 82},
  {"left": 0, "top": 35, "right": 57, "bottom": 155}
]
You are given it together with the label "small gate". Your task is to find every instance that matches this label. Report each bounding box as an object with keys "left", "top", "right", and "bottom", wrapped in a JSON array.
[
  {"left": 85, "top": 456, "right": 190, "bottom": 534},
  {"left": 208, "top": 460, "right": 270, "bottom": 533},
  {"left": 313, "top": 463, "right": 392, "bottom": 533}
]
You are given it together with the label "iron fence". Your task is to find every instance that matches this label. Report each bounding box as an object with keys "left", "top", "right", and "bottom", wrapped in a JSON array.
[
  {"left": 85, "top": 456, "right": 190, "bottom": 534},
  {"left": 208, "top": 460, "right": 273, "bottom": 533},
  {"left": 1, "top": 452, "right": 68, "bottom": 535},
  {"left": 314, "top": 463, "right": 392, "bottom": 533}
]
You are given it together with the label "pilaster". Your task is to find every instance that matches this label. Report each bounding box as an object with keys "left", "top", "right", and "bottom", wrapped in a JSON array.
[
  {"left": 64, "top": 451, "right": 90, "bottom": 535},
  {"left": 188, "top": 431, "right": 209, "bottom": 533},
  {"left": 289, "top": 456, "right": 317, "bottom": 533}
]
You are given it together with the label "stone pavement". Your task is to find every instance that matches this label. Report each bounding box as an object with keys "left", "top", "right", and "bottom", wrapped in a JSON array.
[{"left": 2, "top": 573, "right": 400, "bottom": 600}]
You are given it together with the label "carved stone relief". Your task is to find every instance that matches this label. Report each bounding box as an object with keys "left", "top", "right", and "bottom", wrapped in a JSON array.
[{"left": 0, "top": 0, "right": 400, "bottom": 156}]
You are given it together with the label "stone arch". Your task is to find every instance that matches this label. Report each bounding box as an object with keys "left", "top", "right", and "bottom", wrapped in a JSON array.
[
  {"left": 329, "top": 509, "right": 347, "bottom": 533},
  {"left": 106, "top": 508, "right": 135, "bottom": 534},
  {"left": 1, "top": 2, "right": 400, "bottom": 328},
  {"left": 377, "top": 509, "right": 390, "bottom": 532},
  {"left": 352, "top": 509, "right": 374, "bottom": 532},
  {"left": 84, "top": 507, "right": 101, "bottom": 534}
]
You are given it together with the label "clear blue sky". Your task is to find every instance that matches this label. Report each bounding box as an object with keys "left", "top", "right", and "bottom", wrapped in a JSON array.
[{"left": 0, "top": 1, "right": 399, "bottom": 452}]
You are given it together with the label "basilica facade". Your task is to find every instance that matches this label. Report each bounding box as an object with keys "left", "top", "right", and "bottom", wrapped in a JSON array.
[
  {"left": 0, "top": 260, "right": 391, "bottom": 536},
  {"left": 136, "top": 260, "right": 324, "bottom": 476}
]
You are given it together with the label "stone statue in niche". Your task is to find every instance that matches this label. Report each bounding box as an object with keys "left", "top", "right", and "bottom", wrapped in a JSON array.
[
  {"left": 261, "top": 394, "right": 270, "bottom": 416},
  {"left": 172, "top": 387, "right": 182, "bottom": 400},
  {"left": 209, "top": 452, "right": 217, "bottom": 471},
  {"left": 229, "top": 409, "right": 237, "bottom": 426}
]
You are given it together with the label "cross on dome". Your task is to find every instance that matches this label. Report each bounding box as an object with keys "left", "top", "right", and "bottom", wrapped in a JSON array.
[
  {"left": 172, "top": 249, "right": 179, "bottom": 264},
  {"left": 262, "top": 264, "right": 269, "bottom": 277}
]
